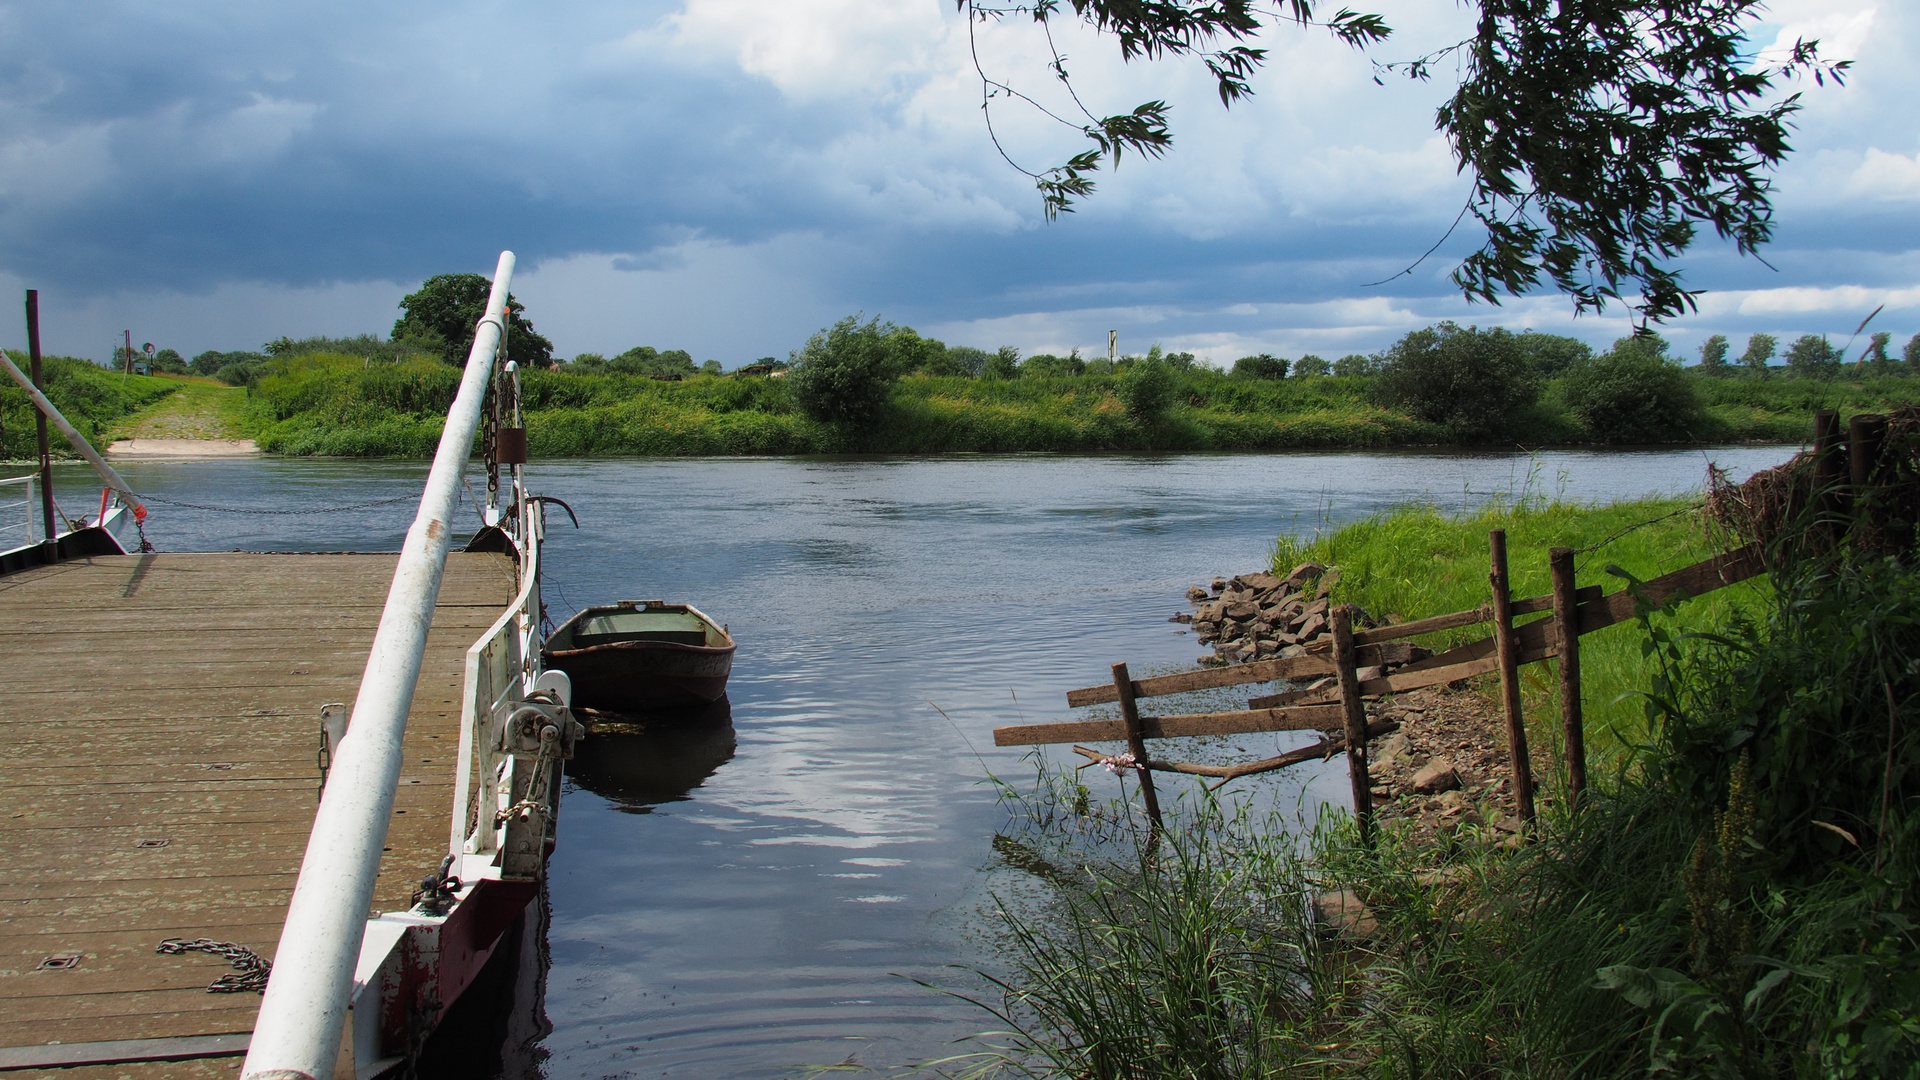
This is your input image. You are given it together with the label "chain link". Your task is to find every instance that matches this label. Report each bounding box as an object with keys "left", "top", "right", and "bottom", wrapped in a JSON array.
[
  {"left": 317, "top": 720, "right": 333, "bottom": 799},
  {"left": 157, "top": 937, "right": 273, "bottom": 993}
]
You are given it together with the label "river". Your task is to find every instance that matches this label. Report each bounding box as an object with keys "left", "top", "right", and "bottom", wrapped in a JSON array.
[{"left": 53, "top": 446, "right": 1794, "bottom": 1078}]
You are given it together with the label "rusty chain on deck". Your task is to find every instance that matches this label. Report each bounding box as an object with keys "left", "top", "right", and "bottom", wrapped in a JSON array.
[{"left": 156, "top": 937, "right": 273, "bottom": 993}]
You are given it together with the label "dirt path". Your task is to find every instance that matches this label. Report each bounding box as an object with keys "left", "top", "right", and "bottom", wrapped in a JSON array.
[{"left": 106, "top": 380, "right": 260, "bottom": 457}]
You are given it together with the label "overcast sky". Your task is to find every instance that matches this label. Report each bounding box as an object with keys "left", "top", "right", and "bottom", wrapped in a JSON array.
[{"left": 1, "top": 0, "right": 1913, "bottom": 367}]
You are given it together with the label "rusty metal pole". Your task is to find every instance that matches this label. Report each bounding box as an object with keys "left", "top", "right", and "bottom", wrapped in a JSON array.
[
  {"left": 1112, "top": 662, "right": 1163, "bottom": 830},
  {"left": 24, "top": 291, "right": 55, "bottom": 543},
  {"left": 1549, "top": 546, "right": 1585, "bottom": 806},
  {"left": 1489, "top": 529, "right": 1536, "bottom": 822},
  {"left": 1330, "top": 605, "right": 1373, "bottom": 845}
]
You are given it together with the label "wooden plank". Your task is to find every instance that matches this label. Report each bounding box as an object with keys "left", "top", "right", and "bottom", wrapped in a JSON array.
[
  {"left": 1348, "top": 604, "right": 1490, "bottom": 646},
  {"left": 1248, "top": 653, "right": 1502, "bottom": 708},
  {"left": 994, "top": 703, "right": 1347, "bottom": 746},
  {"left": 1063, "top": 642, "right": 1423, "bottom": 707},
  {"left": 1572, "top": 543, "right": 1765, "bottom": 635}
]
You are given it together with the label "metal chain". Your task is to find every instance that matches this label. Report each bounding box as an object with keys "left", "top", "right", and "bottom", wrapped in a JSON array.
[
  {"left": 317, "top": 721, "right": 332, "bottom": 800},
  {"left": 157, "top": 937, "right": 273, "bottom": 993},
  {"left": 139, "top": 492, "right": 417, "bottom": 515}
]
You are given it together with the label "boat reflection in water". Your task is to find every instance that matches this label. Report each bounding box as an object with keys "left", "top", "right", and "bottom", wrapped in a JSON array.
[
  {"left": 563, "top": 696, "right": 738, "bottom": 813},
  {"left": 418, "top": 699, "right": 735, "bottom": 1078}
]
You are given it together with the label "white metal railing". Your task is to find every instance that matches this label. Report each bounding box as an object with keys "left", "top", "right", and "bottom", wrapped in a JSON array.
[
  {"left": 449, "top": 468, "right": 551, "bottom": 861},
  {"left": 0, "top": 475, "right": 35, "bottom": 550},
  {"left": 242, "top": 251, "right": 517, "bottom": 1080}
]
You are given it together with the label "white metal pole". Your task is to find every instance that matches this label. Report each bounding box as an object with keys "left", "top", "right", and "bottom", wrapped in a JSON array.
[
  {"left": 241, "top": 251, "right": 516, "bottom": 1080},
  {"left": 0, "top": 350, "right": 145, "bottom": 514}
]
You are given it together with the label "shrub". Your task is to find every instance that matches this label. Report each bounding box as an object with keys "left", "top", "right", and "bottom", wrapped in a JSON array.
[
  {"left": 788, "top": 315, "right": 901, "bottom": 426},
  {"left": 1739, "top": 332, "right": 1778, "bottom": 372},
  {"left": 1231, "top": 354, "right": 1288, "bottom": 380},
  {"left": 1562, "top": 336, "right": 1704, "bottom": 442},
  {"left": 1697, "top": 333, "right": 1730, "bottom": 375},
  {"left": 940, "top": 346, "right": 991, "bottom": 378},
  {"left": 1785, "top": 334, "right": 1839, "bottom": 378},
  {"left": 1023, "top": 352, "right": 1085, "bottom": 377},
  {"left": 1331, "top": 353, "right": 1377, "bottom": 378},
  {"left": 1369, "top": 322, "right": 1541, "bottom": 441},
  {"left": 983, "top": 346, "right": 1021, "bottom": 380},
  {"left": 193, "top": 349, "right": 266, "bottom": 376},
  {"left": 608, "top": 346, "right": 695, "bottom": 378},
  {"left": 1516, "top": 330, "right": 1593, "bottom": 376},
  {"left": 1116, "top": 356, "right": 1177, "bottom": 421}
]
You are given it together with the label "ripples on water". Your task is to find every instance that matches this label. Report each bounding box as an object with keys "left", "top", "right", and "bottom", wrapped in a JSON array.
[{"left": 72, "top": 448, "right": 1796, "bottom": 1079}]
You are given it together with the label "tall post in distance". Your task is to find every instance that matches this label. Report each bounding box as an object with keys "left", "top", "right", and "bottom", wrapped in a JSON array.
[
  {"left": 1111, "top": 662, "right": 1163, "bottom": 830},
  {"left": 1549, "top": 546, "right": 1585, "bottom": 805},
  {"left": 1489, "top": 529, "right": 1536, "bottom": 822},
  {"left": 1330, "top": 605, "right": 1373, "bottom": 846},
  {"left": 1108, "top": 329, "right": 1117, "bottom": 365},
  {"left": 25, "top": 291, "right": 54, "bottom": 542}
]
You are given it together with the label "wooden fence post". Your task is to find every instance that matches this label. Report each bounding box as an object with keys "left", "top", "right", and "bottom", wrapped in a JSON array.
[
  {"left": 1112, "top": 662, "right": 1163, "bottom": 830},
  {"left": 1330, "top": 605, "right": 1373, "bottom": 846},
  {"left": 1849, "top": 413, "right": 1891, "bottom": 547},
  {"left": 1814, "top": 409, "right": 1846, "bottom": 539},
  {"left": 1549, "top": 546, "right": 1585, "bottom": 806},
  {"left": 1489, "top": 529, "right": 1537, "bottom": 822}
]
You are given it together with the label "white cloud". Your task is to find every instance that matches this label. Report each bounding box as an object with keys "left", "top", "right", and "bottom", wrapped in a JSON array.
[
  {"left": 663, "top": 0, "right": 951, "bottom": 100},
  {"left": 1844, "top": 146, "right": 1920, "bottom": 202}
]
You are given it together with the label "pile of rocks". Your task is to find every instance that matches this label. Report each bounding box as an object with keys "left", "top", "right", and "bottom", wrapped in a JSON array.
[
  {"left": 1173, "top": 563, "right": 1375, "bottom": 665},
  {"left": 1366, "top": 688, "right": 1528, "bottom": 839}
]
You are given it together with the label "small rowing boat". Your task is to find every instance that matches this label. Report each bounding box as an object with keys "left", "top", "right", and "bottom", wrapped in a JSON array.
[{"left": 543, "top": 600, "right": 736, "bottom": 712}]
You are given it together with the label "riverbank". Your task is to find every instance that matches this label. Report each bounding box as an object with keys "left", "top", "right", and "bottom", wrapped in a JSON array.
[
  {"left": 228, "top": 353, "right": 1920, "bottom": 456},
  {"left": 979, "top": 490, "right": 1920, "bottom": 1078}
]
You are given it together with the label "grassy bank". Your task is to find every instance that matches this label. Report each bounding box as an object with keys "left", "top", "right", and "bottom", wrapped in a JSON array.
[
  {"left": 965, "top": 495, "right": 1919, "bottom": 1079},
  {"left": 0, "top": 353, "right": 181, "bottom": 460},
  {"left": 231, "top": 353, "right": 1920, "bottom": 457},
  {"left": 1275, "top": 493, "right": 1769, "bottom": 757}
]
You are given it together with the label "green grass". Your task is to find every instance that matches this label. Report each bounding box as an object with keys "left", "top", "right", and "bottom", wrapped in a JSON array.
[
  {"left": 1272, "top": 493, "right": 1769, "bottom": 759},
  {"left": 0, "top": 353, "right": 181, "bottom": 460}
]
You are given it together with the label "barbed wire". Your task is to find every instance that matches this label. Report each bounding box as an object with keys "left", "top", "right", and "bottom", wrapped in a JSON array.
[{"left": 1574, "top": 501, "right": 1706, "bottom": 572}]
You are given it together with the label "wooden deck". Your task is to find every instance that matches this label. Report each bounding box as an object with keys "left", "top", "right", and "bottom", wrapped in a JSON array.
[{"left": 0, "top": 552, "right": 516, "bottom": 1076}]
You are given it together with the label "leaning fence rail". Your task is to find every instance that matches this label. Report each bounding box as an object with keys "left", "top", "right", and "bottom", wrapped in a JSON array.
[{"left": 241, "top": 250, "right": 517, "bottom": 1080}]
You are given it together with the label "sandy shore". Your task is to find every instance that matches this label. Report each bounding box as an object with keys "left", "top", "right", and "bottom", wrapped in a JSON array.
[{"left": 106, "top": 438, "right": 262, "bottom": 459}]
